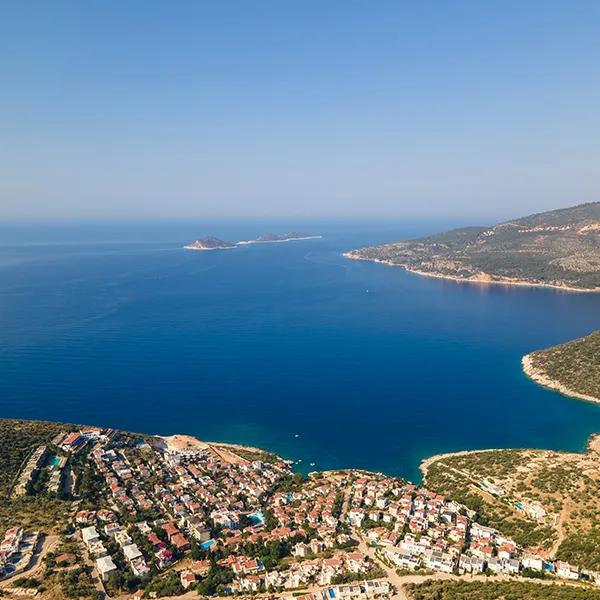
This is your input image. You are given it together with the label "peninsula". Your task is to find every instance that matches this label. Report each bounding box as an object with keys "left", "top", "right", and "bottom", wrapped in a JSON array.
[
  {"left": 345, "top": 202, "right": 600, "bottom": 292},
  {"left": 523, "top": 330, "right": 600, "bottom": 405},
  {"left": 3, "top": 418, "right": 600, "bottom": 600}
]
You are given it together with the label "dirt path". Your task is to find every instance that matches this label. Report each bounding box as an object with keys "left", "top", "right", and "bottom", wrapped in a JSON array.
[
  {"left": 549, "top": 499, "right": 570, "bottom": 558},
  {"left": 355, "top": 534, "right": 413, "bottom": 599}
]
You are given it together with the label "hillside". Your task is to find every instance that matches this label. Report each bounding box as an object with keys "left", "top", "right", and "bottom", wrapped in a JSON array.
[
  {"left": 422, "top": 439, "right": 600, "bottom": 569},
  {"left": 523, "top": 331, "right": 600, "bottom": 404},
  {"left": 0, "top": 419, "right": 72, "bottom": 537},
  {"left": 345, "top": 202, "right": 600, "bottom": 290},
  {"left": 405, "top": 580, "right": 600, "bottom": 600},
  {"left": 0, "top": 419, "right": 70, "bottom": 500}
]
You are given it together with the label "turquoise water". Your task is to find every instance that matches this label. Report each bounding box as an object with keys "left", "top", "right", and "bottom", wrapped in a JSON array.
[
  {"left": 49, "top": 455, "right": 61, "bottom": 467},
  {"left": 201, "top": 539, "right": 216, "bottom": 549},
  {"left": 249, "top": 511, "right": 265, "bottom": 526},
  {"left": 1, "top": 221, "right": 600, "bottom": 483}
]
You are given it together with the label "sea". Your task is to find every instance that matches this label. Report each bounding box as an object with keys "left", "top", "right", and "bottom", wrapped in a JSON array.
[{"left": 1, "top": 220, "right": 600, "bottom": 483}]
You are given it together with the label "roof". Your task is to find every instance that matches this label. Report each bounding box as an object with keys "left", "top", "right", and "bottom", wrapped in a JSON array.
[
  {"left": 63, "top": 432, "right": 81, "bottom": 445},
  {"left": 96, "top": 555, "right": 117, "bottom": 574},
  {"left": 172, "top": 533, "right": 190, "bottom": 548},
  {"left": 123, "top": 544, "right": 143, "bottom": 560},
  {"left": 55, "top": 552, "right": 76, "bottom": 564},
  {"left": 81, "top": 526, "right": 99, "bottom": 543}
]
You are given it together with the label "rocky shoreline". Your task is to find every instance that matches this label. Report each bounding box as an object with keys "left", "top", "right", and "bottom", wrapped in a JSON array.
[
  {"left": 522, "top": 353, "right": 600, "bottom": 405},
  {"left": 343, "top": 252, "right": 599, "bottom": 293}
]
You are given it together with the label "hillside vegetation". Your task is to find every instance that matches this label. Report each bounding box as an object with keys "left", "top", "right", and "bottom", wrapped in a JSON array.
[
  {"left": 0, "top": 419, "right": 69, "bottom": 498},
  {"left": 525, "top": 330, "right": 600, "bottom": 402},
  {"left": 423, "top": 443, "right": 600, "bottom": 569},
  {"left": 346, "top": 202, "right": 600, "bottom": 290},
  {"left": 0, "top": 419, "right": 72, "bottom": 535},
  {"left": 405, "top": 580, "right": 600, "bottom": 600}
]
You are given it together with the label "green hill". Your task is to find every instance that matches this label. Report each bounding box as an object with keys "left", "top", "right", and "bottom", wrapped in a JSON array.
[
  {"left": 524, "top": 331, "right": 600, "bottom": 403},
  {"left": 405, "top": 580, "right": 600, "bottom": 600},
  {"left": 346, "top": 202, "right": 600, "bottom": 290}
]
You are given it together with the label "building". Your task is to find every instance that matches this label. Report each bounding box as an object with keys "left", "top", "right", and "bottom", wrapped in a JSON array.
[
  {"left": 81, "top": 526, "right": 100, "bottom": 547},
  {"left": 459, "top": 555, "right": 485, "bottom": 574},
  {"left": 96, "top": 556, "right": 118, "bottom": 581}
]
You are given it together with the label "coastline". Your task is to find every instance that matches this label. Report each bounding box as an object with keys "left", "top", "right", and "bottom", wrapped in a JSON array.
[
  {"left": 342, "top": 252, "right": 600, "bottom": 294},
  {"left": 416, "top": 350, "right": 600, "bottom": 480},
  {"left": 4, "top": 413, "right": 600, "bottom": 494},
  {"left": 522, "top": 353, "right": 600, "bottom": 405},
  {"left": 419, "top": 447, "right": 505, "bottom": 481},
  {"left": 419, "top": 432, "right": 600, "bottom": 484},
  {"left": 157, "top": 434, "right": 280, "bottom": 461}
]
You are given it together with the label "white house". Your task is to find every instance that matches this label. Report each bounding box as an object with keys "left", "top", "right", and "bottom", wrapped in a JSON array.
[
  {"left": 81, "top": 526, "right": 100, "bottom": 547},
  {"left": 96, "top": 555, "right": 117, "bottom": 581}
]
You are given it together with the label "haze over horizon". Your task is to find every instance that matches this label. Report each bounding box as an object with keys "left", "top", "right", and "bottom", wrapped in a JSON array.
[{"left": 1, "top": 1, "right": 599, "bottom": 222}]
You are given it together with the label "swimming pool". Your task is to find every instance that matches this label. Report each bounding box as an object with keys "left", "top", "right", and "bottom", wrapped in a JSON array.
[{"left": 248, "top": 510, "right": 264, "bottom": 526}]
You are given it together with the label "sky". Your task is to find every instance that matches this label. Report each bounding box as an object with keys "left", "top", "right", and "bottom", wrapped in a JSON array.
[{"left": 1, "top": 1, "right": 599, "bottom": 222}]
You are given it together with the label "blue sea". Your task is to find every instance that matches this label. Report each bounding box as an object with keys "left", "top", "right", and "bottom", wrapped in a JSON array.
[{"left": 1, "top": 220, "right": 600, "bottom": 483}]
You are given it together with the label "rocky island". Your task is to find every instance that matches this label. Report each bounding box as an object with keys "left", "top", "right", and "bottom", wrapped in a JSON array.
[
  {"left": 345, "top": 202, "right": 600, "bottom": 291},
  {"left": 183, "top": 236, "right": 237, "bottom": 251}
]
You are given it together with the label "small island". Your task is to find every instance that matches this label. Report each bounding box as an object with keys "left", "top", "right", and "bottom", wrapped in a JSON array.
[
  {"left": 184, "top": 233, "right": 321, "bottom": 250},
  {"left": 237, "top": 232, "right": 322, "bottom": 245},
  {"left": 183, "top": 236, "right": 237, "bottom": 251}
]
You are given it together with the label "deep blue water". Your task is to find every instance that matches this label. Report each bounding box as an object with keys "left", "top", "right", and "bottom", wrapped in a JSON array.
[{"left": 1, "top": 220, "right": 600, "bottom": 483}]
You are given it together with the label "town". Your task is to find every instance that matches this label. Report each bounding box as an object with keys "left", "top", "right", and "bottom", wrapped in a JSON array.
[{"left": 0, "top": 427, "right": 597, "bottom": 599}]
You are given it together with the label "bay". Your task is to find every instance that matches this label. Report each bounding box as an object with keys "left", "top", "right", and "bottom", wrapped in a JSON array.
[{"left": 1, "top": 220, "right": 599, "bottom": 483}]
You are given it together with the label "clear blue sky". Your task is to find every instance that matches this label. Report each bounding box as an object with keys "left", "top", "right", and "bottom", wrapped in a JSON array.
[{"left": 1, "top": 0, "right": 599, "bottom": 221}]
